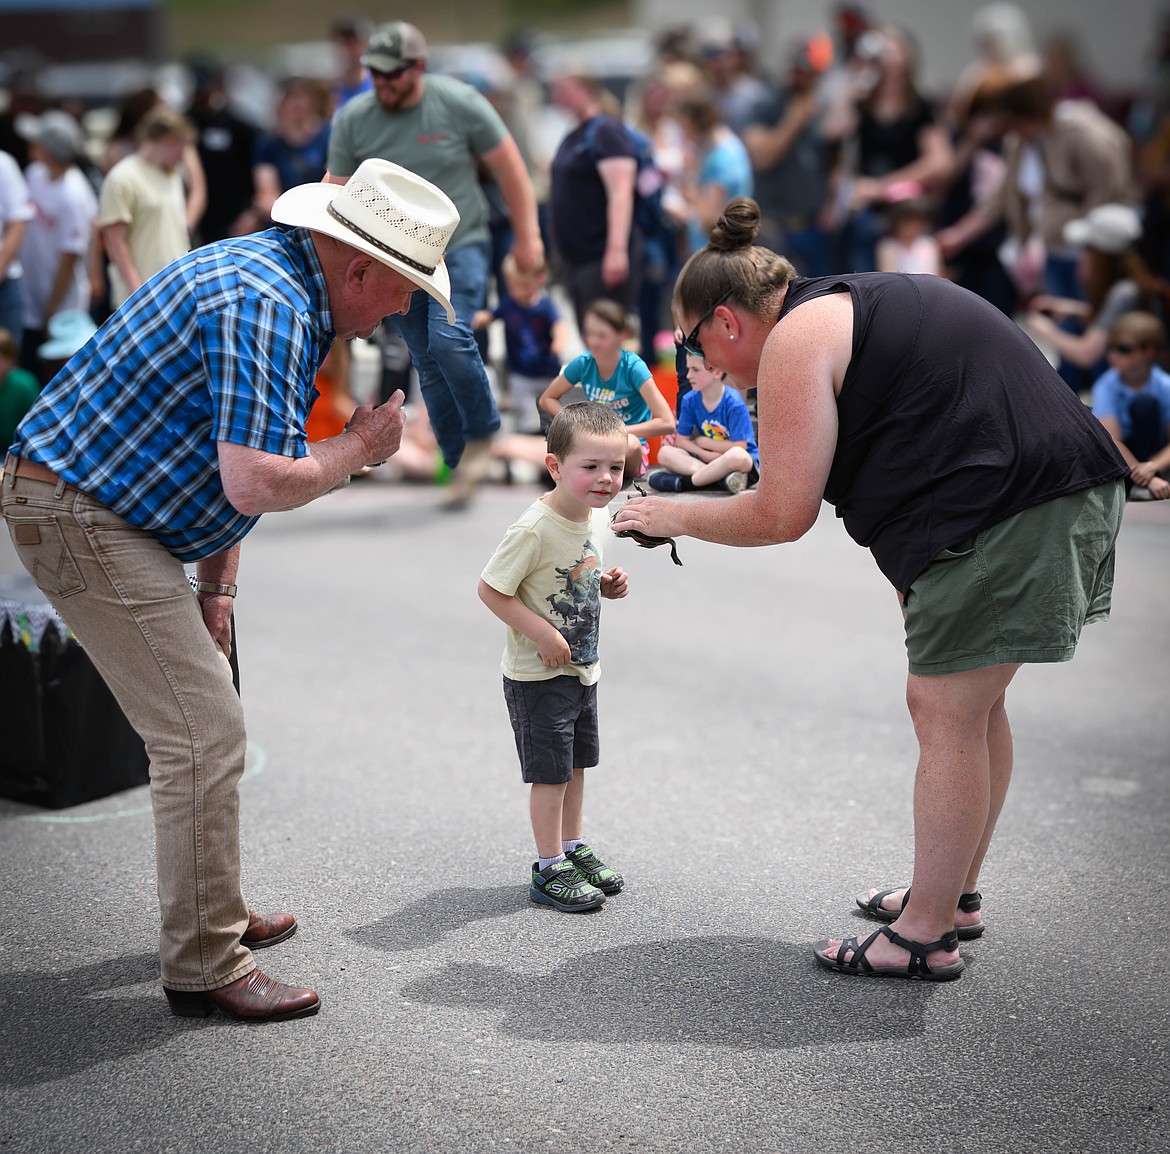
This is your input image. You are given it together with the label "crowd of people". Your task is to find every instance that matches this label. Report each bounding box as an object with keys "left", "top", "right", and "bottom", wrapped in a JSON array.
[
  {"left": 2, "top": 7, "right": 1170, "bottom": 496},
  {"left": 0, "top": 4, "right": 1168, "bottom": 1019}
]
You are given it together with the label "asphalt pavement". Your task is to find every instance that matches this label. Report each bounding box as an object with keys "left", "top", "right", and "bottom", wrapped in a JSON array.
[{"left": 1, "top": 477, "right": 1167, "bottom": 1154}]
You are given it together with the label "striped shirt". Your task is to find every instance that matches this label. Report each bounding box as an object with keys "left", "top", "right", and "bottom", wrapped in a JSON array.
[{"left": 12, "top": 227, "right": 334, "bottom": 561}]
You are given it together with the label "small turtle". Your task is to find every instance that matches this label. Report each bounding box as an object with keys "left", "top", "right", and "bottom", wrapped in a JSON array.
[{"left": 611, "top": 481, "right": 683, "bottom": 566}]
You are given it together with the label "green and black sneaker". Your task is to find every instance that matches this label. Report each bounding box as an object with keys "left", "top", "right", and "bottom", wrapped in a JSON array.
[
  {"left": 530, "top": 859, "right": 606, "bottom": 912},
  {"left": 564, "top": 842, "right": 624, "bottom": 894}
]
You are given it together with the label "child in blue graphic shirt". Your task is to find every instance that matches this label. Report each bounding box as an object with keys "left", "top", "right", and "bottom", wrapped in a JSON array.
[
  {"left": 1091, "top": 311, "right": 1170, "bottom": 500},
  {"left": 473, "top": 255, "right": 569, "bottom": 435},
  {"left": 649, "top": 352, "right": 759, "bottom": 493},
  {"left": 540, "top": 298, "right": 675, "bottom": 480}
]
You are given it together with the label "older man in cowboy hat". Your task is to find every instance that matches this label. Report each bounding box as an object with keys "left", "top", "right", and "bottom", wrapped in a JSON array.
[{"left": 1, "top": 159, "right": 459, "bottom": 1022}]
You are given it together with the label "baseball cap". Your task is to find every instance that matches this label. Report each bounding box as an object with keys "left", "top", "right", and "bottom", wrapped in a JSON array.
[
  {"left": 1063, "top": 204, "right": 1142, "bottom": 255},
  {"left": 16, "top": 110, "right": 84, "bottom": 164},
  {"left": 790, "top": 33, "right": 833, "bottom": 73},
  {"left": 361, "top": 21, "right": 428, "bottom": 73}
]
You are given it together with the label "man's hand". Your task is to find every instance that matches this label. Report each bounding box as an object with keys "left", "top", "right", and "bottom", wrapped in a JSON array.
[
  {"left": 199, "top": 594, "right": 234, "bottom": 659},
  {"left": 601, "top": 248, "right": 629, "bottom": 288},
  {"left": 511, "top": 234, "right": 545, "bottom": 276},
  {"left": 344, "top": 389, "right": 406, "bottom": 466}
]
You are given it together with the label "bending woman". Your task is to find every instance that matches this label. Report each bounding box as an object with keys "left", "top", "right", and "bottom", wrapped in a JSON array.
[{"left": 612, "top": 198, "right": 1128, "bottom": 981}]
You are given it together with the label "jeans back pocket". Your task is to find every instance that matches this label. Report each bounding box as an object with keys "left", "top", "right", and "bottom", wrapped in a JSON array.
[{"left": 3, "top": 511, "right": 86, "bottom": 598}]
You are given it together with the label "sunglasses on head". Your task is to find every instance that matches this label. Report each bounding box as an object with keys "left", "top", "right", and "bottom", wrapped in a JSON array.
[
  {"left": 370, "top": 61, "right": 417, "bottom": 82},
  {"left": 677, "top": 288, "right": 733, "bottom": 358},
  {"left": 1108, "top": 342, "right": 1139, "bottom": 354}
]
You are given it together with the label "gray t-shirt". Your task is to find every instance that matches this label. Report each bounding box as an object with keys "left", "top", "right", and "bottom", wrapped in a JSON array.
[{"left": 328, "top": 74, "right": 507, "bottom": 250}]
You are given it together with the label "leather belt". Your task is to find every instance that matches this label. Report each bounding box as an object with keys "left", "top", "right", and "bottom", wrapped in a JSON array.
[{"left": 3, "top": 454, "right": 82, "bottom": 491}]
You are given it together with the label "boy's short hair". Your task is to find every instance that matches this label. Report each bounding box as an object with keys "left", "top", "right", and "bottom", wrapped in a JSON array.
[
  {"left": 685, "top": 351, "right": 725, "bottom": 380},
  {"left": 0, "top": 327, "right": 17, "bottom": 361},
  {"left": 136, "top": 106, "right": 196, "bottom": 145},
  {"left": 546, "top": 401, "right": 626, "bottom": 460},
  {"left": 1110, "top": 310, "right": 1165, "bottom": 351}
]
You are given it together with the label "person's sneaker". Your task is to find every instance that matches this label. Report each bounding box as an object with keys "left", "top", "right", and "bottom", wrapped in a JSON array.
[
  {"left": 724, "top": 471, "right": 747, "bottom": 495},
  {"left": 648, "top": 471, "right": 684, "bottom": 492},
  {"left": 564, "top": 842, "right": 624, "bottom": 894},
  {"left": 530, "top": 860, "right": 606, "bottom": 912},
  {"left": 442, "top": 437, "right": 495, "bottom": 509}
]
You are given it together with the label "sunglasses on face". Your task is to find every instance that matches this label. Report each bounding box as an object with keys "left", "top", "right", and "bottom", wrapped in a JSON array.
[
  {"left": 1108, "top": 342, "right": 1138, "bottom": 354},
  {"left": 370, "top": 61, "right": 417, "bottom": 82},
  {"left": 678, "top": 288, "right": 733, "bottom": 358}
]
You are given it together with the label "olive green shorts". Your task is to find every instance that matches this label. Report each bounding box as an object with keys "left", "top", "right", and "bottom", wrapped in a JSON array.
[{"left": 903, "top": 481, "right": 1125, "bottom": 676}]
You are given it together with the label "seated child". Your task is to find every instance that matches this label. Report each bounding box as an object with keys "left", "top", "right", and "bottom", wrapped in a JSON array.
[
  {"left": 1090, "top": 310, "right": 1170, "bottom": 500},
  {"left": 539, "top": 299, "right": 675, "bottom": 481},
  {"left": 0, "top": 328, "right": 41, "bottom": 449},
  {"left": 649, "top": 353, "right": 759, "bottom": 493},
  {"left": 473, "top": 255, "right": 569, "bottom": 435},
  {"left": 876, "top": 194, "right": 943, "bottom": 276},
  {"left": 478, "top": 402, "right": 630, "bottom": 913}
]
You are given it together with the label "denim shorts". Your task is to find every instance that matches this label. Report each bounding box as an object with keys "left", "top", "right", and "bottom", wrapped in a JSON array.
[
  {"left": 902, "top": 481, "right": 1124, "bottom": 676},
  {"left": 502, "top": 675, "right": 599, "bottom": 784}
]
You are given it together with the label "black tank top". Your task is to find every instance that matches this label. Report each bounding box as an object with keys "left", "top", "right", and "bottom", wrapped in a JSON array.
[{"left": 777, "top": 272, "right": 1127, "bottom": 592}]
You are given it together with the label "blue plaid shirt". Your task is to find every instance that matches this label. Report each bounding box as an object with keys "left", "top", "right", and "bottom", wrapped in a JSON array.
[{"left": 12, "top": 227, "right": 334, "bottom": 561}]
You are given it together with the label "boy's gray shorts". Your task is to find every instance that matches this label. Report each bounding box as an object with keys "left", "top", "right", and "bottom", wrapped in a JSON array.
[{"left": 502, "top": 675, "right": 599, "bottom": 784}]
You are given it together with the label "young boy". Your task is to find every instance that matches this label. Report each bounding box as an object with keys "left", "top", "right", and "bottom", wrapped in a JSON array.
[
  {"left": 648, "top": 353, "right": 759, "bottom": 493},
  {"left": 478, "top": 402, "right": 630, "bottom": 912},
  {"left": 473, "top": 254, "right": 569, "bottom": 435},
  {"left": 1091, "top": 311, "right": 1170, "bottom": 500}
]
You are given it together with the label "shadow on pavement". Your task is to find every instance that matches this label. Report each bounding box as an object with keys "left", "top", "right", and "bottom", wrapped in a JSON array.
[
  {"left": 348, "top": 884, "right": 526, "bottom": 951},
  {"left": 399, "top": 935, "right": 940, "bottom": 1048},
  {"left": 0, "top": 951, "right": 201, "bottom": 1086}
]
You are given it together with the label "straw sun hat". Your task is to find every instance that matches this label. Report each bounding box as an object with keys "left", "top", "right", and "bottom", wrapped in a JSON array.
[{"left": 271, "top": 158, "right": 460, "bottom": 322}]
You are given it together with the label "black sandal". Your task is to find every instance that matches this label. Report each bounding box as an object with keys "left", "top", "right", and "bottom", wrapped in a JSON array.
[
  {"left": 813, "top": 924, "right": 965, "bottom": 981},
  {"left": 856, "top": 885, "right": 985, "bottom": 940}
]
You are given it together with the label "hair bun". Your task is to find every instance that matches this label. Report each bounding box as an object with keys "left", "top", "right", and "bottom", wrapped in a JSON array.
[{"left": 708, "top": 198, "right": 761, "bottom": 252}]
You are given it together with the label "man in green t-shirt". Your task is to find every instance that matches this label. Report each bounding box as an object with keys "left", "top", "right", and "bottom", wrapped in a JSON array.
[
  {"left": 0, "top": 327, "right": 39, "bottom": 447},
  {"left": 327, "top": 20, "right": 544, "bottom": 505}
]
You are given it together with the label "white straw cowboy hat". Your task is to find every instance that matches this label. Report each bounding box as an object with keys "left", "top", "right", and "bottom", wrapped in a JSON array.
[{"left": 271, "top": 158, "right": 460, "bottom": 322}]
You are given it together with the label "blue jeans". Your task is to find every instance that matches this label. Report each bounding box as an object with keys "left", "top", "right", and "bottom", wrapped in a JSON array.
[
  {"left": 781, "top": 222, "right": 834, "bottom": 279},
  {"left": 1127, "top": 392, "right": 1170, "bottom": 461},
  {"left": 1045, "top": 253, "right": 1092, "bottom": 392},
  {"left": 396, "top": 240, "right": 499, "bottom": 468}
]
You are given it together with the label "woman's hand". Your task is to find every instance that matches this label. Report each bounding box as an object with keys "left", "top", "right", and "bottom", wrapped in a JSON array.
[{"left": 611, "top": 494, "right": 686, "bottom": 541}]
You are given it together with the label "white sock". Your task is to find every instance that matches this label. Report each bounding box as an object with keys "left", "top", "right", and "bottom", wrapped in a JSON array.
[
  {"left": 538, "top": 853, "right": 565, "bottom": 872},
  {"left": 563, "top": 838, "right": 584, "bottom": 853}
]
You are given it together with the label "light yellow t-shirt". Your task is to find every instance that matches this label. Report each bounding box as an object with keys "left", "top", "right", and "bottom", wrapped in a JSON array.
[
  {"left": 99, "top": 154, "right": 189, "bottom": 307},
  {"left": 481, "top": 498, "right": 608, "bottom": 684}
]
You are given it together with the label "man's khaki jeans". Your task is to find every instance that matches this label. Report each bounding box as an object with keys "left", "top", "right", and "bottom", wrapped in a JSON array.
[{"left": 3, "top": 471, "right": 253, "bottom": 991}]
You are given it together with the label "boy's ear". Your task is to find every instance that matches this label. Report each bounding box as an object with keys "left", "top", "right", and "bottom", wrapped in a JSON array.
[{"left": 545, "top": 452, "right": 561, "bottom": 479}]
